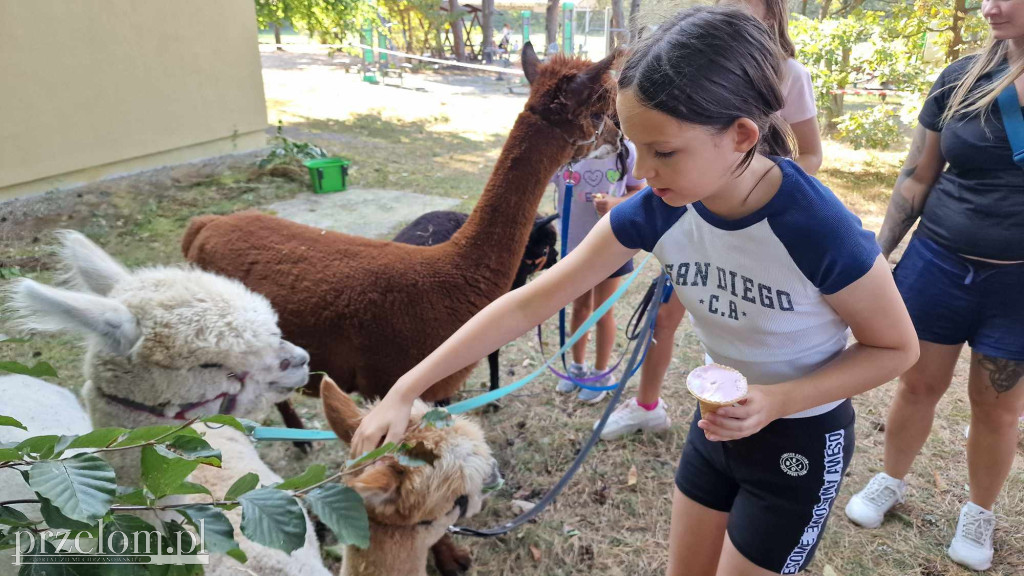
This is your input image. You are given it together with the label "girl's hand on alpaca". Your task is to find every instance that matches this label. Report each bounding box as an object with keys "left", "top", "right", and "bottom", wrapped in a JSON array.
[
  {"left": 351, "top": 391, "right": 414, "bottom": 456},
  {"left": 697, "top": 385, "right": 782, "bottom": 441}
]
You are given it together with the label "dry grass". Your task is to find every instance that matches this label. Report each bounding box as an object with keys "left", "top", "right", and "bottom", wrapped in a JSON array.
[{"left": 1, "top": 52, "right": 1020, "bottom": 576}]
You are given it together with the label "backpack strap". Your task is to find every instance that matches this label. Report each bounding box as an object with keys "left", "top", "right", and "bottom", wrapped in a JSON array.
[{"left": 995, "top": 81, "right": 1024, "bottom": 168}]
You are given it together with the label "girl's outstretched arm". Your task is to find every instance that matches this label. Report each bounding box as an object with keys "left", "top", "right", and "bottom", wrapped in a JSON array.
[
  {"left": 351, "top": 218, "right": 639, "bottom": 454},
  {"left": 700, "top": 255, "right": 920, "bottom": 441}
]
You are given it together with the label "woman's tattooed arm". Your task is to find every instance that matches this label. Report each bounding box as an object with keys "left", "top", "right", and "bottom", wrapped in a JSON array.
[{"left": 877, "top": 125, "right": 946, "bottom": 258}]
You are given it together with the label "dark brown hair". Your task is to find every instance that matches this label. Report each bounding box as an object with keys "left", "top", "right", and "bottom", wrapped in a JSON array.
[{"left": 618, "top": 5, "right": 793, "bottom": 171}]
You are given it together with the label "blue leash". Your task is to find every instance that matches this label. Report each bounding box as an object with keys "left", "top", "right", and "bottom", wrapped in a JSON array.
[
  {"left": 552, "top": 171, "right": 630, "bottom": 391},
  {"left": 450, "top": 273, "right": 664, "bottom": 538},
  {"left": 558, "top": 172, "right": 575, "bottom": 378},
  {"left": 252, "top": 254, "right": 655, "bottom": 441}
]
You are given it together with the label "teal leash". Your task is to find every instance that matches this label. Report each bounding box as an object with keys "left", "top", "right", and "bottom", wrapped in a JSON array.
[
  {"left": 439, "top": 252, "right": 651, "bottom": 416},
  {"left": 252, "top": 253, "right": 653, "bottom": 441}
]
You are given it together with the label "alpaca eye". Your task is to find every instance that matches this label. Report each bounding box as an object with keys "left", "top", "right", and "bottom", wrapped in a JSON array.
[{"left": 198, "top": 363, "right": 223, "bottom": 369}]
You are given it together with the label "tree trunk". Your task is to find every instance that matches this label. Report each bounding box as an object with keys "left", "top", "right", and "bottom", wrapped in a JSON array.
[
  {"left": 629, "top": 0, "right": 641, "bottom": 41},
  {"left": 947, "top": 0, "right": 967, "bottom": 62},
  {"left": 546, "top": 0, "right": 559, "bottom": 50},
  {"left": 482, "top": 0, "right": 494, "bottom": 59},
  {"left": 274, "top": 22, "right": 283, "bottom": 51},
  {"left": 405, "top": 10, "right": 415, "bottom": 53},
  {"left": 824, "top": 46, "right": 851, "bottom": 133},
  {"left": 800, "top": 0, "right": 808, "bottom": 16},
  {"left": 449, "top": 0, "right": 466, "bottom": 61},
  {"left": 610, "top": 0, "right": 627, "bottom": 49},
  {"left": 818, "top": 0, "right": 833, "bottom": 20}
]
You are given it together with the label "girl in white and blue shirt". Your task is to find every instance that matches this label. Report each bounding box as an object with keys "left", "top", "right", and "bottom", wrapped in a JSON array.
[{"left": 354, "top": 7, "right": 918, "bottom": 574}]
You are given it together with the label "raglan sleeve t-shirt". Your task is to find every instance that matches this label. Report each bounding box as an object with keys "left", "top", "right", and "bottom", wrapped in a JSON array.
[{"left": 609, "top": 160, "right": 880, "bottom": 407}]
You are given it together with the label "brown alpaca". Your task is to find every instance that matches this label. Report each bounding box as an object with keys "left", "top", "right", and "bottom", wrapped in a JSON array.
[
  {"left": 181, "top": 44, "right": 617, "bottom": 405},
  {"left": 319, "top": 376, "right": 501, "bottom": 576}
]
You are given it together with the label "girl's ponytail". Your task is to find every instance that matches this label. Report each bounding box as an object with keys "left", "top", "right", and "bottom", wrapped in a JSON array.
[{"left": 760, "top": 113, "right": 795, "bottom": 159}]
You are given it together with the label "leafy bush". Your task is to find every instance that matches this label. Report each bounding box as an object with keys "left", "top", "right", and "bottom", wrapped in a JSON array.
[
  {"left": 0, "top": 344, "right": 430, "bottom": 573},
  {"left": 790, "top": 10, "right": 940, "bottom": 149},
  {"left": 258, "top": 122, "right": 328, "bottom": 171},
  {"left": 835, "top": 105, "right": 904, "bottom": 150}
]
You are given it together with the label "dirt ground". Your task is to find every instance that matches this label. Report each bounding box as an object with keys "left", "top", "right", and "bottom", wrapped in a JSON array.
[{"left": 1, "top": 49, "right": 1020, "bottom": 576}]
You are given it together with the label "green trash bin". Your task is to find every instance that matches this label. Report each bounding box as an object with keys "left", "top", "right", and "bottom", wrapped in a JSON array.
[{"left": 304, "top": 158, "right": 350, "bottom": 194}]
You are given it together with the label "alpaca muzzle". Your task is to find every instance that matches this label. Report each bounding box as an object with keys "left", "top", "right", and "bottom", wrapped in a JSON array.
[{"left": 482, "top": 460, "right": 503, "bottom": 494}]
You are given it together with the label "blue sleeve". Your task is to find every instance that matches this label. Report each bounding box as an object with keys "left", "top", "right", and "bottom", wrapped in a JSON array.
[
  {"left": 608, "top": 187, "right": 687, "bottom": 252},
  {"left": 767, "top": 174, "right": 881, "bottom": 295}
]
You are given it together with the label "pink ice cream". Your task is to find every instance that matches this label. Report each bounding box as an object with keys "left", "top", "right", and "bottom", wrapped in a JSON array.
[{"left": 686, "top": 364, "right": 748, "bottom": 403}]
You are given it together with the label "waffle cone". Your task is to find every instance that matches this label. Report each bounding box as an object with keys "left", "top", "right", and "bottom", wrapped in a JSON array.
[{"left": 697, "top": 398, "right": 736, "bottom": 417}]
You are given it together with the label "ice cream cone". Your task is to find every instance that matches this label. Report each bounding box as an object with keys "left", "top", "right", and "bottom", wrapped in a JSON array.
[{"left": 687, "top": 363, "right": 747, "bottom": 416}]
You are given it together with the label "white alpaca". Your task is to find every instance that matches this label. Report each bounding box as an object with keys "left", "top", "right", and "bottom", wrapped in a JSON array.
[{"left": 0, "top": 231, "right": 330, "bottom": 576}]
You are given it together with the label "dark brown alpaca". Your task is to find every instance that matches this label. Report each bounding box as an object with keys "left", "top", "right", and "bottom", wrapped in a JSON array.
[{"left": 182, "top": 44, "right": 616, "bottom": 404}]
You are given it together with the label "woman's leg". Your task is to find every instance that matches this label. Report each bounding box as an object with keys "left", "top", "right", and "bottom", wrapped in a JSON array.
[
  {"left": 847, "top": 340, "right": 963, "bottom": 528},
  {"left": 592, "top": 276, "right": 621, "bottom": 371},
  {"left": 637, "top": 296, "right": 686, "bottom": 406},
  {"left": 883, "top": 340, "right": 963, "bottom": 479},
  {"left": 570, "top": 290, "right": 594, "bottom": 365},
  {"left": 965, "top": 351, "right": 1024, "bottom": 509},
  {"left": 666, "top": 487, "right": 729, "bottom": 576}
]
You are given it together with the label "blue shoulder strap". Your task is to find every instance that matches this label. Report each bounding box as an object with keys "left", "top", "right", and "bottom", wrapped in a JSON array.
[{"left": 995, "top": 81, "right": 1024, "bottom": 168}]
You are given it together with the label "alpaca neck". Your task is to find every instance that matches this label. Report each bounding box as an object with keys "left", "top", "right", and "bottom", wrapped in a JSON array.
[
  {"left": 82, "top": 381, "right": 202, "bottom": 486},
  {"left": 449, "top": 111, "right": 574, "bottom": 292},
  {"left": 341, "top": 522, "right": 440, "bottom": 576}
]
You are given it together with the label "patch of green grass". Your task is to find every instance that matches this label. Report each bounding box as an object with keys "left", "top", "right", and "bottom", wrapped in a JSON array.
[{"left": 285, "top": 113, "right": 505, "bottom": 210}]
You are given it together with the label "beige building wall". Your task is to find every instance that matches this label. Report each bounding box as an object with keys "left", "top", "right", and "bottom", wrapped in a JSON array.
[{"left": 0, "top": 0, "right": 268, "bottom": 201}]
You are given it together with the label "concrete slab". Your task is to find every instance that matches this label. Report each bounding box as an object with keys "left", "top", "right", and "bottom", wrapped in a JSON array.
[{"left": 265, "top": 188, "right": 461, "bottom": 239}]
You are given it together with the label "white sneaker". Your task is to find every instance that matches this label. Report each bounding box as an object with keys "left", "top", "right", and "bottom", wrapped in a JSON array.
[
  {"left": 845, "top": 472, "right": 906, "bottom": 529},
  {"left": 948, "top": 502, "right": 995, "bottom": 571},
  {"left": 596, "top": 398, "right": 671, "bottom": 440},
  {"left": 556, "top": 362, "right": 588, "bottom": 393}
]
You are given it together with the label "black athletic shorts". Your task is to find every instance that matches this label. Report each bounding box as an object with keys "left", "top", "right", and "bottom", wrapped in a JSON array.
[{"left": 675, "top": 399, "right": 855, "bottom": 574}]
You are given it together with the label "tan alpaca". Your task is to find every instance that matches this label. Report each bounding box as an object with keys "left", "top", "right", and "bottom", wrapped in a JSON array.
[
  {"left": 318, "top": 377, "right": 500, "bottom": 576},
  {"left": 0, "top": 231, "right": 329, "bottom": 576}
]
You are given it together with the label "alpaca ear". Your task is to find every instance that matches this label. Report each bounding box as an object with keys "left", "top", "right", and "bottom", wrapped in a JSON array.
[
  {"left": 574, "top": 51, "right": 616, "bottom": 94},
  {"left": 521, "top": 42, "right": 540, "bottom": 85},
  {"left": 348, "top": 461, "right": 403, "bottom": 507},
  {"left": 533, "top": 213, "right": 558, "bottom": 230},
  {"left": 3, "top": 279, "right": 140, "bottom": 356},
  {"left": 321, "top": 375, "right": 362, "bottom": 444},
  {"left": 54, "top": 230, "right": 130, "bottom": 296}
]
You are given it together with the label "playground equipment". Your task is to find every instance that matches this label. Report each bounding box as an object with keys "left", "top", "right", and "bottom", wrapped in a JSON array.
[{"left": 359, "top": 21, "right": 411, "bottom": 85}]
